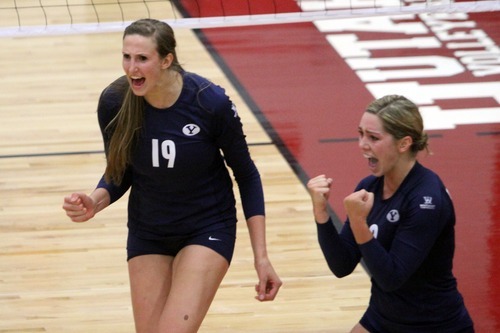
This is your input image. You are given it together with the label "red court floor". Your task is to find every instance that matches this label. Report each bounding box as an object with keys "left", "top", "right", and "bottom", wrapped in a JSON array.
[{"left": 179, "top": 1, "right": 500, "bottom": 332}]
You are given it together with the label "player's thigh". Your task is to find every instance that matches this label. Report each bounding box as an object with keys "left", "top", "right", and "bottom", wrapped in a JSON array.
[
  {"left": 159, "top": 244, "right": 230, "bottom": 332},
  {"left": 128, "top": 254, "right": 174, "bottom": 332}
]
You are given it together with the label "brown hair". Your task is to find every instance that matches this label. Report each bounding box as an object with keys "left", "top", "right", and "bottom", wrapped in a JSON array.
[
  {"left": 104, "top": 19, "right": 184, "bottom": 185},
  {"left": 365, "top": 95, "right": 429, "bottom": 156}
]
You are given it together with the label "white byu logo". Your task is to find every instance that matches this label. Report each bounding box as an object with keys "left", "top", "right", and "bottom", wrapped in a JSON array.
[
  {"left": 182, "top": 124, "right": 200, "bottom": 136},
  {"left": 386, "top": 209, "right": 400, "bottom": 223},
  {"left": 152, "top": 139, "right": 176, "bottom": 168}
]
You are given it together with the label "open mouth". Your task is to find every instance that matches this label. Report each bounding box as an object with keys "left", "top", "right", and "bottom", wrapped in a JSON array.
[
  {"left": 368, "top": 157, "right": 378, "bottom": 168},
  {"left": 130, "top": 76, "right": 145, "bottom": 88},
  {"left": 364, "top": 154, "right": 378, "bottom": 169}
]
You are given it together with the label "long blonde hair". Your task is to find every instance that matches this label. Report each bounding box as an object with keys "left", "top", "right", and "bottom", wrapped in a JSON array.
[{"left": 104, "top": 19, "right": 184, "bottom": 185}]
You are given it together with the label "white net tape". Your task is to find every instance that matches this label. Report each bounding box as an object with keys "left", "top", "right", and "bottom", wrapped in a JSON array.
[{"left": 0, "top": 0, "right": 499, "bottom": 37}]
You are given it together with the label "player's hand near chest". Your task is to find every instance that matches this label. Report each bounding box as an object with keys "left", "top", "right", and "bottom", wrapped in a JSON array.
[{"left": 344, "top": 189, "right": 374, "bottom": 244}]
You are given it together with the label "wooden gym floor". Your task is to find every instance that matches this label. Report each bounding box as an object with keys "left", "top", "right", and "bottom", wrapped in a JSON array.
[
  {"left": 0, "top": 20, "right": 369, "bottom": 333},
  {"left": 1, "top": 1, "right": 499, "bottom": 332}
]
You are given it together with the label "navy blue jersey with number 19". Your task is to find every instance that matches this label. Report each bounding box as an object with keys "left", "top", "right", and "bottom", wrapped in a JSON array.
[{"left": 95, "top": 72, "right": 264, "bottom": 239}]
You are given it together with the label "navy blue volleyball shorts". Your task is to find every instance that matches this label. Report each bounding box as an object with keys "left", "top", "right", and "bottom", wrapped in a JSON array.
[{"left": 126, "top": 224, "right": 237, "bottom": 264}]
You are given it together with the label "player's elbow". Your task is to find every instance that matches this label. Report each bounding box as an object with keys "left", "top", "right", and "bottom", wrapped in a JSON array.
[{"left": 328, "top": 264, "right": 355, "bottom": 278}]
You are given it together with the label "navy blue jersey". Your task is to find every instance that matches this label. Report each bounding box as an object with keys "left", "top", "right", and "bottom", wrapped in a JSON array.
[
  {"left": 317, "top": 162, "right": 473, "bottom": 332},
  {"left": 95, "top": 73, "right": 264, "bottom": 238}
]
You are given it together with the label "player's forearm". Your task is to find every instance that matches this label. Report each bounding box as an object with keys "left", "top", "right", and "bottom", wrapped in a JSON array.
[
  {"left": 313, "top": 205, "right": 330, "bottom": 224},
  {"left": 350, "top": 218, "right": 373, "bottom": 244},
  {"left": 89, "top": 187, "right": 111, "bottom": 215},
  {"left": 246, "top": 215, "right": 269, "bottom": 261}
]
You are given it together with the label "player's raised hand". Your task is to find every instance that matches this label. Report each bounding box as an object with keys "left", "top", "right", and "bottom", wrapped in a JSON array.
[
  {"left": 343, "top": 189, "right": 374, "bottom": 222},
  {"left": 307, "top": 175, "right": 333, "bottom": 223}
]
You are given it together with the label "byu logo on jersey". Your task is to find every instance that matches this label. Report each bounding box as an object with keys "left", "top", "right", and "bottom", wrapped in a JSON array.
[
  {"left": 182, "top": 124, "right": 200, "bottom": 136},
  {"left": 386, "top": 209, "right": 400, "bottom": 223}
]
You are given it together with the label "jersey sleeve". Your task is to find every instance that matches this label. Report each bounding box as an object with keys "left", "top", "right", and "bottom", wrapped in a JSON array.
[
  {"left": 317, "top": 218, "right": 362, "bottom": 277},
  {"left": 316, "top": 178, "right": 377, "bottom": 277},
  {"left": 201, "top": 85, "right": 265, "bottom": 220},
  {"left": 359, "top": 178, "right": 452, "bottom": 291},
  {"left": 94, "top": 76, "right": 132, "bottom": 204}
]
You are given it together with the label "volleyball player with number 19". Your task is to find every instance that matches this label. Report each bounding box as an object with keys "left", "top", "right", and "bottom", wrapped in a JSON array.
[{"left": 62, "top": 18, "right": 281, "bottom": 333}]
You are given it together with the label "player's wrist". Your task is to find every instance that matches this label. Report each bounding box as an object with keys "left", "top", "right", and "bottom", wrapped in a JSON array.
[{"left": 313, "top": 209, "right": 330, "bottom": 224}]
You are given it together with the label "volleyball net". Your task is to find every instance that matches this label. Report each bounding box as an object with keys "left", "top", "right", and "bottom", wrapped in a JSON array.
[{"left": 1, "top": 0, "right": 499, "bottom": 37}]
